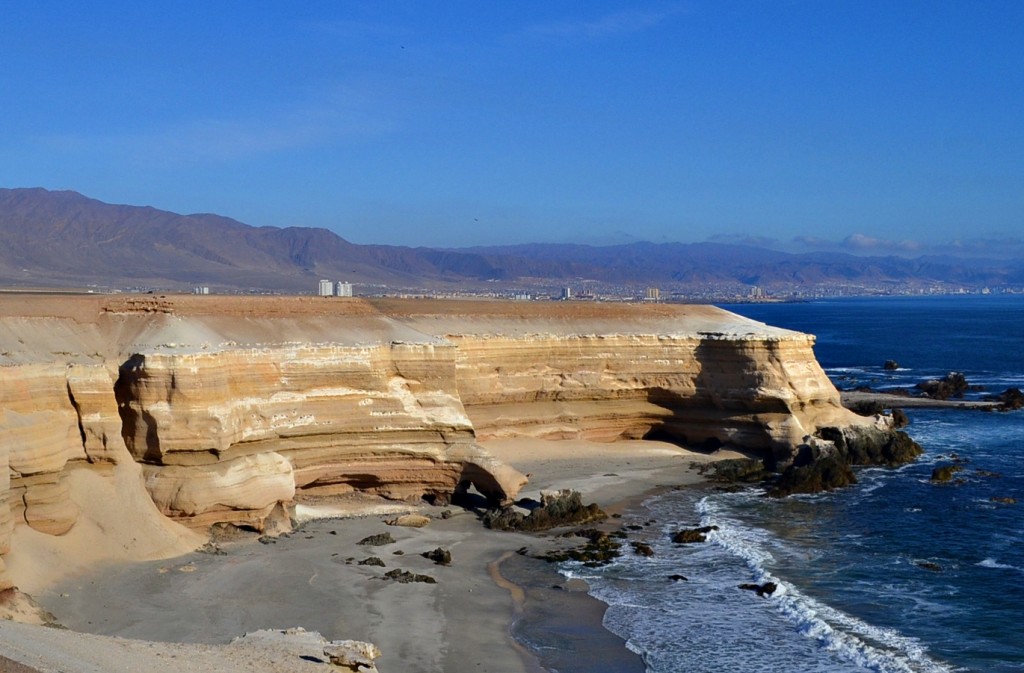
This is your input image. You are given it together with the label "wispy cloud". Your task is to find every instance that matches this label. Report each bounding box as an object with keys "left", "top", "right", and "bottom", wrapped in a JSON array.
[
  {"left": 789, "top": 233, "right": 1024, "bottom": 259},
  {"left": 522, "top": 5, "right": 685, "bottom": 41},
  {"left": 841, "top": 233, "right": 923, "bottom": 254},
  {"left": 708, "top": 233, "right": 781, "bottom": 248}
]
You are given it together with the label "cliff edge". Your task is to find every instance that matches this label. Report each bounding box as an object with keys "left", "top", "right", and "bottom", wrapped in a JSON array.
[{"left": 0, "top": 294, "right": 908, "bottom": 596}]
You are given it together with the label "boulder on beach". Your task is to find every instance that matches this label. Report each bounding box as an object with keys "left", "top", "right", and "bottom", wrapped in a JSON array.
[
  {"left": 386, "top": 514, "right": 432, "bottom": 528},
  {"left": 421, "top": 548, "right": 451, "bottom": 566},
  {"left": 482, "top": 490, "right": 606, "bottom": 532},
  {"left": 357, "top": 533, "right": 396, "bottom": 547}
]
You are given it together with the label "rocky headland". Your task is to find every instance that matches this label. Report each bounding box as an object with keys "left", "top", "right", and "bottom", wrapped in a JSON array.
[{"left": 0, "top": 293, "right": 920, "bottom": 670}]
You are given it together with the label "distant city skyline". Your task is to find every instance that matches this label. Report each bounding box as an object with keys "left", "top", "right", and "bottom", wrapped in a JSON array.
[{"left": 1, "top": 2, "right": 1021, "bottom": 254}]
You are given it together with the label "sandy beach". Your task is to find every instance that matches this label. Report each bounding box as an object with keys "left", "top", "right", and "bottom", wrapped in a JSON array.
[{"left": 0, "top": 439, "right": 739, "bottom": 673}]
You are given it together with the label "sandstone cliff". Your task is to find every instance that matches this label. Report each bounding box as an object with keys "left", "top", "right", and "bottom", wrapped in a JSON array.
[{"left": 0, "top": 294, "right": 881, "bottom": 593}]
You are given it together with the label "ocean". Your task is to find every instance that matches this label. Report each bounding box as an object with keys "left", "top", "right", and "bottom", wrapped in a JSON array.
[{"left": 563, "top": 296, "right": 1024, "bottom": 673}]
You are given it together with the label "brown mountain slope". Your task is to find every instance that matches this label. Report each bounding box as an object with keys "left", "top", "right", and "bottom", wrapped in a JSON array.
[{"left": 0, "top": 188, "right": 519, "bottom": 290}]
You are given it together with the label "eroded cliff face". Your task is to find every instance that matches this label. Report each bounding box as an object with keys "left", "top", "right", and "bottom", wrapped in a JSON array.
[
  {"left": 113, "top": 343, "right": 522, "bottom": 529},
  {"left": 446, "top": 332, "right": 851, "bottom": 456},
  {"left": 0, "top": 295, "right": 879, "bottom": 593}
]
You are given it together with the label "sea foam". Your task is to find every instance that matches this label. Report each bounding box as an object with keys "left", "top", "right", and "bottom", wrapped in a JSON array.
[{"left": 697, "top": 496, "right": 957, "bottom": 673}]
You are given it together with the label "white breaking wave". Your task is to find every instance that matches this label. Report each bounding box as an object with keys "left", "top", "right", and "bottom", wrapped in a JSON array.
[
  {"left": 977, "top": 558, "right": 1024, "bottom": 575},
  {"left": 698, "top": 496, "right": 959, "bottom": 673}
]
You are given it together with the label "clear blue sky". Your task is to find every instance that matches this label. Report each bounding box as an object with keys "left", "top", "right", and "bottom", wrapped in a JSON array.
[{"left": 1, "top": 1, "right": 1022, "bottom": 254}]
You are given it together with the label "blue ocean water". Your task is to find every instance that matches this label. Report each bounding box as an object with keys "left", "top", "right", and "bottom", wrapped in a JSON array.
[{"left": 565, "top": 296, "right": 1024, "bottom": 673}]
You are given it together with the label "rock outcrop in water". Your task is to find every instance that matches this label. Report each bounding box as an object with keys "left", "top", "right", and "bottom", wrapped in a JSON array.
[{"left": 0, "top": 295, "right": 908, "bottom": 592}]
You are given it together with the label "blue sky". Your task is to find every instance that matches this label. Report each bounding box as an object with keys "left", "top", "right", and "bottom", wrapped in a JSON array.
[{"left": 1, "top": 2, "right": 1022, "bottom": 254}]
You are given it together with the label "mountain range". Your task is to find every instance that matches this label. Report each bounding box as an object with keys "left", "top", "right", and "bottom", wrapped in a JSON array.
[{"left": 1, "top": 187, "right": 1021, "bottom": 294}]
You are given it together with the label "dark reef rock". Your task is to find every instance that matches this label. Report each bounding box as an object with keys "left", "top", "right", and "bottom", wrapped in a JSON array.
[
  {"left": 535, "top": 529, "right": 622, "bottom": 567},
  {"left": 916, "top": 372, "right": 981, "bottom": 400},
  {"left": 358, "top": 557, "right": 386, "bottom": 567},
  {"left": 482, "top": 490, "right": 606, "bottom": 532},
  {"left": 697, "top": 458, "right": 771, "bottom": 484},
  {"left": 883, "top": 360, "right": 900, "bottom": 371},
  {"left": 816, "top": 425, "right": 924, "bottom": 467},
  {"left": 671, "top": 526, "right": 719, "bottom": 544},
  {"left": 703, "top": 417, "right": 925, "bottom": 499},
  {"left": 421, "top": 547, "right": 452, "bottom": 566},
  {"left": 890, "top": 408, "right": 910, "bottom": 428},
  {"left": 769, "top": 455, "right": 857, "bottom": 498},
  {"left": 631, "top": 541, "right": 655, "bottom": 557},
  {"left": 991, "top": 496, "right": 1017, "bottom": 505},
  {"left": 985, "top": 387, "right": 1024, "bottom": 412},
  {"left": 668, "top": 574, "right": 689, "bottom": 582},
  {"left": 739, "top": 582, "right": 778, "bottom": 597},
  {"left": 768, "top": 424, "right": 922, "bottom": 497},
  {"left": 930, "top": 465, "right": 963, "bottom": 483},
  {"left": 916, "top": 561, "right": 943, "bottom": 572}
]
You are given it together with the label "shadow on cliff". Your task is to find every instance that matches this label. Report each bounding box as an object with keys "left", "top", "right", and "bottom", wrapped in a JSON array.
[
  {"left": 113, "top": 354, "right": 163, "bottom": 464},
  {"left": 641, "top": 341, "right": 792, "bottom": 460}
]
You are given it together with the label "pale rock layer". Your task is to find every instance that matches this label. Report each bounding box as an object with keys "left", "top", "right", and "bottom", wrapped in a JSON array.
[{"left": 0, "top": 295, "right": 873, "bottom": 594}]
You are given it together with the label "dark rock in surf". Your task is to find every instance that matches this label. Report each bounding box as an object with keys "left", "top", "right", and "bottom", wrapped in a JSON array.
[
  {"left": 985, "top": 387, "right": 1024, "bottom": 412},
  {"left": 916, "top": 372, "right": 975, "bottom": 400},
  {"left": 769, "top": 454, "right": 857, "bottom": 497},
  {"left": 631, "top": 541, "right": 655, "bottom": 557},
  {"left": 535, "top": 528, "right": 622, "bottom": 567},
  {"left": 671, "top": 526, "right": 718, "bottom": 544},
  {"left": 930, "top": 465, "right": 963, "bottom": 483},
  {"left": 739, "top": 582, "right": 778, "bottom": 597}
]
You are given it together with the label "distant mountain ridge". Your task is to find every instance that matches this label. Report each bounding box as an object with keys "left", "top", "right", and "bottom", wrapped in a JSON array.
[{"left": 0, "top": 187, "right": 1021, "bottom": 292}]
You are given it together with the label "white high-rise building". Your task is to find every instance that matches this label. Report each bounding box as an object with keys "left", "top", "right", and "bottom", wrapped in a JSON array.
[
  {"left": 336, "top": 281, "right": 353, "bottom": 297},
  {"left": 318, "top": 279, "right": 334, "bottom": 296}
]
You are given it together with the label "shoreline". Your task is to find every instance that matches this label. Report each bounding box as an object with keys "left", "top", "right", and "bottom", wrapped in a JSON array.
[{"left": 0, "top": 439, "right": 736, "bottom": 673}]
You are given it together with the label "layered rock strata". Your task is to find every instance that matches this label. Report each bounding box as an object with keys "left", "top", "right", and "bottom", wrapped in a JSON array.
[
  {"left": 0, "top": 295, "right": 895, "bottom": 593},
  {"left": 114, "top": 343, "right": 522, "bottom": 529}
]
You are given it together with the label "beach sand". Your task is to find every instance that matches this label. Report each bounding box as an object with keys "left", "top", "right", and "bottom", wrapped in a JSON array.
[{"left": 1, "top": 439, "right": 742, "bottom": 673}]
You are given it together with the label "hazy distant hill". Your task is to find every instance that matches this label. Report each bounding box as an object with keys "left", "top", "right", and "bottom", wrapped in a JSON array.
[
  {"left": 0, "top": 188, "right": 1021, "bottom": 292},
  {"left": 0, "top": 188, "right": 514, "bottom": 290}
]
